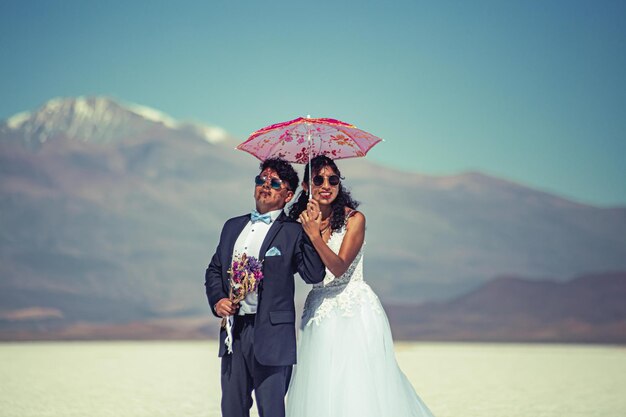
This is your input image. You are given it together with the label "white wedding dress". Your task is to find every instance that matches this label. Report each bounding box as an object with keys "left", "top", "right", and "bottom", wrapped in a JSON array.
[{"left": 286, "top": 221, "right": 435, "bottom": 417}]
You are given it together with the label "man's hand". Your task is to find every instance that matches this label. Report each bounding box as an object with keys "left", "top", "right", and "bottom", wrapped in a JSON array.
[{"left": 215, "top": 298, "right": 238, "bottom": 317}]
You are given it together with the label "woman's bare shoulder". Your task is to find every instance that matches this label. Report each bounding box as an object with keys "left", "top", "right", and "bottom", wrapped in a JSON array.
[{"left": 345, "top": 208, "right": 365, "bottom": 229}]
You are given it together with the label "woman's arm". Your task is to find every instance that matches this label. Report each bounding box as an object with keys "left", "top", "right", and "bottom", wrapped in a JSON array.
[{"left": 300, "top": 208, "right": 365, "bottom": 277}]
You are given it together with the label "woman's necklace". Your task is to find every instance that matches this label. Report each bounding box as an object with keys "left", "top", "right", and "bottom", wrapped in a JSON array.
[{"left": 319, "top": 218, "right": 331, "bottom": 235}]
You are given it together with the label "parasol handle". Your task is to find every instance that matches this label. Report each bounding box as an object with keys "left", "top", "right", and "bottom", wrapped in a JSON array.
[{"left": 306, "top": 115, "right": 312, "bottom": 201}]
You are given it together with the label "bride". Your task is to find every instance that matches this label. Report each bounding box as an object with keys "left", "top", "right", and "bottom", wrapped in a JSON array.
[{"left": 286, "top": 155, "right": 435, "bottom": 417}]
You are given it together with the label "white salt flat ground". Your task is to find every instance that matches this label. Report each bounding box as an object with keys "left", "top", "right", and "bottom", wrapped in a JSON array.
[{"left": 1, "top": 341, "right": 624, "bottom": 417}]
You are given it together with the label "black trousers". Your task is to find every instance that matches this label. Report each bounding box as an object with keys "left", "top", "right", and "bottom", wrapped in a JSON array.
[{"left": 221, "top": 314, "right": 292, "bottom": 417}]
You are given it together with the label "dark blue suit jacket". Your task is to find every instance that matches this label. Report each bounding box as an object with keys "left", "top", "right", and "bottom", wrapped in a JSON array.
[{"left": 205, "top": 211, "right": 325, "bottom": 366}]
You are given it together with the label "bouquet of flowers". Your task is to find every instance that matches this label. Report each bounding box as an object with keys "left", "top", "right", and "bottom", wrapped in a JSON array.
[{"left": 221, "top": 253, "right": 264, "bottom": 329}]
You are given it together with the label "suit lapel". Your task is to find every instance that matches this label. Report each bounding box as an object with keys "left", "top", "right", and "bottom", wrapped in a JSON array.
[
  {"left": 259, "top": 211, "right": 286, "bottom": 262},
  {"left": 222, "top": 215, "right": 250, "bottom": 283}
]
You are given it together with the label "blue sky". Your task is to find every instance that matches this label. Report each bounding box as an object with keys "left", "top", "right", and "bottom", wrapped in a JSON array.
[{"left": 1, "top": 0, "right": 624, "bottom": 206}]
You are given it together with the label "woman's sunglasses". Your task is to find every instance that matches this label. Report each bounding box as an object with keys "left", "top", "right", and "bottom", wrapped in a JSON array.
[
  {"left": 312, "top": 175, "right": 340, "bottom": 187},
  {"left": 255, "top": 175, "right": 285, "bottom": 190}
]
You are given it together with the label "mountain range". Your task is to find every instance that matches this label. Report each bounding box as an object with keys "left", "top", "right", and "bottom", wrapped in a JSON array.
[
  {"left": 387, "top": 271, "right": 626, "bottom": 343},
  {"left": 1, "top": 96, "right": 625, "bottom": 342}
]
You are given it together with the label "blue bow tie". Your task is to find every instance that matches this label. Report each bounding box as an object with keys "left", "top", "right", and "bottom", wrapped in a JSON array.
[{"left": 251, "top": 210, "right": 272, "bottom": 224}]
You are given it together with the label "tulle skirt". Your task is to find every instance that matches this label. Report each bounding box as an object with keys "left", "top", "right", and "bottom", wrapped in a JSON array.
[{"left": 286, "top": 281, "right": 435, "bottom": 417}]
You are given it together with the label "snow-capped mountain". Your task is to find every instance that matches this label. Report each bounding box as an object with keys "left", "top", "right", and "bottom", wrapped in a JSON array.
[{"left": 0, "top": 96, "right": 230, "bottom": 147}]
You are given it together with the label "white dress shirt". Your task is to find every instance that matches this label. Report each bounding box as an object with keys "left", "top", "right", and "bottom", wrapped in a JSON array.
[{"left": 233, "top": 209, "right": 283, "bottom": 315}]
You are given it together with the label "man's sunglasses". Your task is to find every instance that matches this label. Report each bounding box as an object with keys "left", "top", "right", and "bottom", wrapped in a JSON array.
[
  {"left": 255, "top": 175, "right": 285, "bottom": 190},
  {"left": 312, "top": 175, "right": 340, "bottom": 187}
]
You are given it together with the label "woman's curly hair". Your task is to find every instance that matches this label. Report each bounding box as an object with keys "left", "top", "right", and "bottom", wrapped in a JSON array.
[{"left": 288, "top": 155, "right": 359, "bottom": 232}]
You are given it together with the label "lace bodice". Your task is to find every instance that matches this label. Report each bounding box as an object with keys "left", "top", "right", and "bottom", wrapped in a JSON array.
[
  {"left": 301, "top": 220, "right": 380, "bottom": 327},
  {"left": 313, "top": 224, "right": 364, "bottom": 289}
]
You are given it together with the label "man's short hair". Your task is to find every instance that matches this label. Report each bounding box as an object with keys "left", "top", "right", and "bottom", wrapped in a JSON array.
[{"left": 260, "top": 158, "right": 299, "bottom": 191}]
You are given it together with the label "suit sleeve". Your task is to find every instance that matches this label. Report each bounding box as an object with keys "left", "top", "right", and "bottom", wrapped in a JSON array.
[
  {"left": 294, "top": 227, "right": 326, "bottom": 284},
  {"left": 205, "top": 228, "right": 228, "bottom": 318}
]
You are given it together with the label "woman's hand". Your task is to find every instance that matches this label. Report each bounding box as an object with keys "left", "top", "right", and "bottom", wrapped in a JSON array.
[
  {"left": 306, "top": 199, "right": 321, "bottom": 220},
  {"left": 299, "top": 200, "right": 322, "bottom": 238}
]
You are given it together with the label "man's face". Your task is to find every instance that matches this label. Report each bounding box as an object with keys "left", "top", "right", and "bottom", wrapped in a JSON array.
[{"left": 254, "top": 167, "right": 294, "bottom": 213}]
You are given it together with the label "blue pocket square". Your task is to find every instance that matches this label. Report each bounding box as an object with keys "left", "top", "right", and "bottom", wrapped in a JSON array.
[{"left": 265, "top": 247, "right": 282, "bottom": 257}]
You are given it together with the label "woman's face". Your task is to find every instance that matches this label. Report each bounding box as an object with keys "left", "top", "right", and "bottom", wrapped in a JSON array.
[{"left": 308, "top": 165, "right": 340, "bottom": 206}]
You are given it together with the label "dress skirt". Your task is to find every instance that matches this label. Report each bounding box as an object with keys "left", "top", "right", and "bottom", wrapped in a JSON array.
[{"left": 286, "top": 281, "right": 435, "bottom": 417}]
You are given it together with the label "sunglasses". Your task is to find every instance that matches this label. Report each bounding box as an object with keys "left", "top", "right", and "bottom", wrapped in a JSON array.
[
  {"left": 312, "top": 175, "right": 340, "bottom": 187},
  {"left": 255, "top": 175, "right": 285, "bottom": 190}
]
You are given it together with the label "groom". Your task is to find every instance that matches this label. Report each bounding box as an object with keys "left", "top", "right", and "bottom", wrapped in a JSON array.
[{"left": 205, "top": 158, "right": 325, "bottom": 417}]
